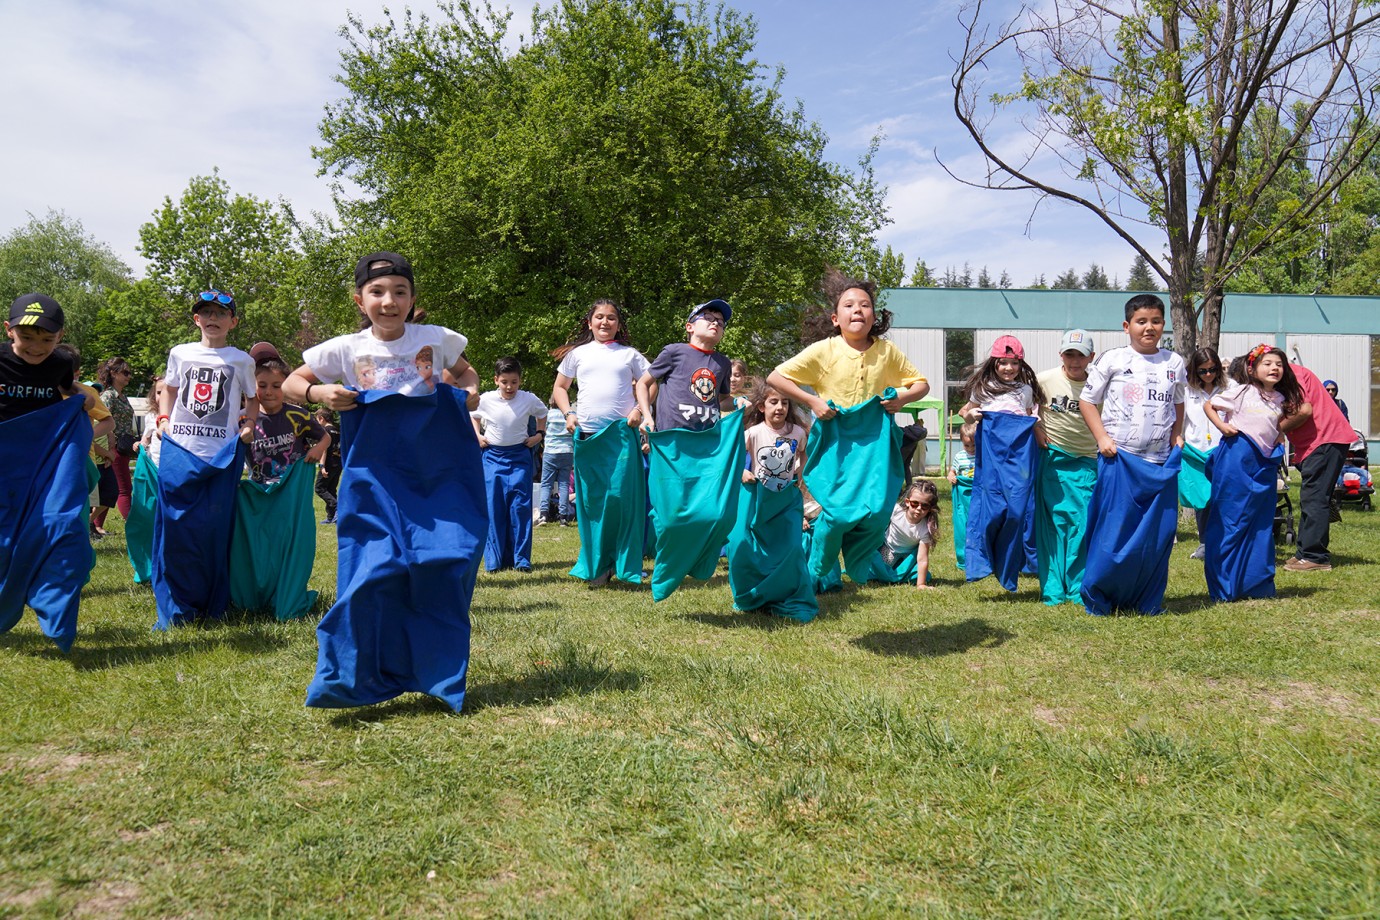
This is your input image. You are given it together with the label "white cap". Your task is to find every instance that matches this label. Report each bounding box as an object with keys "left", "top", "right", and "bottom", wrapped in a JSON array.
[{"left": 1059, "top": 329, "right": 1094, "bottom": 356}]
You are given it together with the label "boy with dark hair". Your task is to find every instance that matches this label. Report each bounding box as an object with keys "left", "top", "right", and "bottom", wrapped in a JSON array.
[
  {"left": 151, "top": 290, "right": 259, "bottom": 628},
  {"left": 1, "top": 293, "right": 77, "bottom": 422},
  {"left": 473, "top": 356, "right": 546, "bottom": 572},
  {"left": 1078, "top": 295, "right": 1186, "bottom": 615},
  {"left": 0, "top": 294, "right": 94, "bottom": 652},
  {"left": 635, "top": 300, "right": 736, "bottom": 432}
]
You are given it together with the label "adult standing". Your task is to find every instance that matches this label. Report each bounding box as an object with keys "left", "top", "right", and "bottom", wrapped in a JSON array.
[
  {"left": 1323, "top": 379, "right": 1350, "bottom": 421},
  {"left": 97, "top": 357, "right": 138, "bottom": 520},
  {"left": 1281, "top": 362, "right": 1352, "bottom": 571}
]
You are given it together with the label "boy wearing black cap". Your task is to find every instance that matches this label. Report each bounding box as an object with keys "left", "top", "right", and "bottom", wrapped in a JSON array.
[
  {"left": 1, "top": 293, "right": 77, "bottom": 423},
  {"left": 156, "top": 290, "right": 259, "bottom": 458},
  {"left": 635, "top": 299, "right": 735, "bottom": 432}
]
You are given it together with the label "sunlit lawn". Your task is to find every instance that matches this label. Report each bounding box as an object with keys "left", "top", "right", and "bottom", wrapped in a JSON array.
[{"left": 2, "top": 479, "right": 1378, "bottom": 917}]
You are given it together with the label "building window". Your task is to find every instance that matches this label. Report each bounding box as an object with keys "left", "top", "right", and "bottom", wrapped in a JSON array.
[
  {"left": 1371, "top": 335, "right": 1379, "bottom": 439},
  {"left": 944, "top": 329, "right": 974, "bottom": 429}
]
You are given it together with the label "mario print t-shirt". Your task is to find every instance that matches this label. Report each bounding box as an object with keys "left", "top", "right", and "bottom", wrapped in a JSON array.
[
  {"left": 304, "top": 325, "right": 468, "bottom": 397},
  {"left": 1081, "top": 345, "right": 1186, "bottom": 463},
  {"left": 165, "top": 343, "right": 257, "bottom": 461},
  {"left": 647, "top": 342, "right": 732, "bottom": 432}
]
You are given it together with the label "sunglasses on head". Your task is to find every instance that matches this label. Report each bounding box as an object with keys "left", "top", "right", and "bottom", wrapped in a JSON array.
[{"left": 198, "top": 291, "right": 234, "bottom": 305}]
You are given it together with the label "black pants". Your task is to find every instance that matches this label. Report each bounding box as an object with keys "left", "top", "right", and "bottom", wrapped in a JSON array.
[
  {"left": 316, "top": 465, "right": 341, "bottom": 520},
  {"left": 1296, "top": 442, "right": 1347, "bottom": 564}
]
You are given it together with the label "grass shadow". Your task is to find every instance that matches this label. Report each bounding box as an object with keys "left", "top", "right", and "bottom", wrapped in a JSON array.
[
  {"left": 851, "top": 617, "right": 1015, "bottom": 658},
  {"left": 680, "top": 610, "right": 801, "bottom": 630},
  {"left": 3, "top": 621, "right": 292, "bottom": 670}
]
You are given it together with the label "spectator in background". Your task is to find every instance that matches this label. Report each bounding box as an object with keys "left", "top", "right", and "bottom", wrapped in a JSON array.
[
  {"left": 1281, "top": 363, "right": 1350, "bottom": 571},
  {"left": 1322, "top": 379, "right": 1349, "bottom": 421}
]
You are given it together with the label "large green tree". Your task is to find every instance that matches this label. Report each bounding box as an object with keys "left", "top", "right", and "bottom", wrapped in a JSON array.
[
  {"left": 131, "top": 172, "right": 319, "bottom": 369},
  {"left": 0, "top": 210, "right": 130, "bottom": 364},
  {"left": 315, "top": 0, "right": 889, "bottom": 389},
  {"left": 951, "top": 0, "right": 1380, "bottom": 354}
]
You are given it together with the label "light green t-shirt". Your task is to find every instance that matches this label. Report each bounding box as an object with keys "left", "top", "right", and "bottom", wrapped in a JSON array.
[{"left": 1037, "top": 367, "right": 1097, "bottom": 457}]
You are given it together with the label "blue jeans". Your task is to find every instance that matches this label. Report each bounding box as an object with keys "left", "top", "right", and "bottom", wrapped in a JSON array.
[{"left": 540, "top": 451, "right": 574, "bottom": 520}]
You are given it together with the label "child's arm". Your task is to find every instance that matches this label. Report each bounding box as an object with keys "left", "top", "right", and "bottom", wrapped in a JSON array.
[
  {"left": 285, "top": 366, "right": 358, "bottom": 412},
  {"left": 1079, "top": 399, "right": 1116, "bottom": 457},
  {"left": 1203, "top": 401, "right": 1237, "bottom": 439},
  {"left": 883, "top": 378, "right": 931, "bottom": 414},
  {"left": 471, "top": 414, "right": 488, "bottom": 449},
  {"left": 766, "top": 370, "right": 834, "bottom": 421},
  {"left": 914, "top": 541, "right": 934, "bottom": 590},
  {"left": 526, "top": 405, "right": 546, "bottom": 449},
  {"left": 155, "top": 384, "right": 175, "bottom": 439},
  {"left": 552, "top": 374, "right": 578, "bottom": 433},
  {"left": 1280, "top": 400, "right": 1313, "bottom": 433},
  {"left": 635, "top": 372, "right": 656, "bottom": 433},
  {"left": 1171, "top": 400, "right": 1185, "bottom": 448},
  {"left": 442, "top": 357, "right": 481, "bottom": 410},
  {"left": 240, "top": 395, "right": 259, "bottom": 444},
  {"left": 304, "top": 429, "right": 331, "bottom": 464},
  {"left": 958, "top": 400, "right": 982, "bottom": 422}
]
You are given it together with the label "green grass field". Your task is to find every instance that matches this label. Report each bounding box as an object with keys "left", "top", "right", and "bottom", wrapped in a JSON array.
[{"left": 2, "top": 482, "right": 1378, "bottom": 918}]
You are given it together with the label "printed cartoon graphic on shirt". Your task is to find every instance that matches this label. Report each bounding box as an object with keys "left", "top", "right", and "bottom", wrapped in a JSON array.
[
  {"left": 1046, "top": 394, "right": 1081, "bottom": 415},
  {"left": 754, "top": 437, "right": 799, "bottom": 492},
  {"left": 354, "top": 350, "right": 436, "bottom": 396},
  {"left": 678, "top": 367, "right": 720, "bottom": 425}
]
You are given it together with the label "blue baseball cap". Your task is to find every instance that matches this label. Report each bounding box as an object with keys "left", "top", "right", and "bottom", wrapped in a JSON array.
[{"left": 687, "top": 299, "right": 731, "bottom": 325}]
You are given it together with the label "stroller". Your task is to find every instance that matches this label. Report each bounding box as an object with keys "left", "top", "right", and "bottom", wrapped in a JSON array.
[
  {"left": 1274, "top": 461, "right": 1297, "bottom": 545},
  {"left": 1333, "top": 428, "right": 1374, "bottom": 512}
]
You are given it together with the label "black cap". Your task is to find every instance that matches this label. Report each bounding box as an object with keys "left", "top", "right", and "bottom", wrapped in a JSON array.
[
  {"left": 8, "top": 293, "right": 65, "bottom": 333},
  {"left": 355, "top": 252, "right": 415, "bottom": 289}
]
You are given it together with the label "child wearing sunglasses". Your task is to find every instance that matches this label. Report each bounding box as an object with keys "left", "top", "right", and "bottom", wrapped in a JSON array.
[
  {"left": 1180, "top": 347, "right": 1224, "bottom": 560},
  {"left": 877, "top": 480, "right": 940, "bottom": 589}
]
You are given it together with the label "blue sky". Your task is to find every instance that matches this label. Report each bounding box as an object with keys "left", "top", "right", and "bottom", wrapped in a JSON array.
[{"left": 1, "top": 0, "right": 1135, "bottom": 287}]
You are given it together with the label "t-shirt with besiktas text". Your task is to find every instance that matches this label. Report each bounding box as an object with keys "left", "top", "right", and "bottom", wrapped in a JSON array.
[{"left": 165, "top": 343, "right": 257, "bottom": 461}]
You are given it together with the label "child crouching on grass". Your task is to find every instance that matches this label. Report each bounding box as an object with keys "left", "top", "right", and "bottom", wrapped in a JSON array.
[{"left": 874, "top": 480, "right": 940, "bottom": 588}]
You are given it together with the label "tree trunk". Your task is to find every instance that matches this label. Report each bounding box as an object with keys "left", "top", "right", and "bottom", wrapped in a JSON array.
[{"left": 1200, "top": 289, "right": 1223, "bottom": 354}]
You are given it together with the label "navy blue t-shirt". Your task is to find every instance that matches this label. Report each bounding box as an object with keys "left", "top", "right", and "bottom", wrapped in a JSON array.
[
  {"left": 647, "top": 342, "right": 731, "bottom": 432},
  {"left": 0, "top": 343, "right": 73, "bottom": 423}
]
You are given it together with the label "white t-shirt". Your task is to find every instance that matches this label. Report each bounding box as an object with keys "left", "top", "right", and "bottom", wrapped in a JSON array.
[
  {"left": 882, "top": 504, "right": 934, "bottom": 566},
  {"left": 1210, "top": 383, "right": 1285, "bottom": 455},
  {"left": 165, "top": 343, "right": 256, "bottom": 461},
  {"left": 1182, "top": 386, "right": 1221, "bottom": 452},
  {"left": 1081, "top": 346, "right": 1186, "bottom": 463},
  {"left": 475, "top": 390, "right": 546, "bottom": 447},
  {"left": 978, "top": 383, "right": 1035, "bottom": 416},
  {"left": 303, "top": 325, "right": 468, "bottom": 396},
  {"left": 556, "top": 341, "right": 649, "bottom": 431}
]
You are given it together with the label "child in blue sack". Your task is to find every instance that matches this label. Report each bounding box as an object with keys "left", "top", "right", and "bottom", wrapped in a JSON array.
[
  {"left": 1078, "top": 294, "right": 1187, "bottom": 615},
  {"left": 151, "top": 290, "right": 259, "bottom": 628},
  {"left": 285, "top": 251, "right": 485, "bottom": 713},
  {"left": 473, "top": 356, "right": 547, "bottom": 572},
  {"left": 958, "top": 335, "right": 1044, "bottom": 592},
  {"left": 1, "top": 294, "right": 93, "bottom": 653}
]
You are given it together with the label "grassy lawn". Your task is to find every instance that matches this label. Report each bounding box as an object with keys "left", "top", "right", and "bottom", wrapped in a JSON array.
[{"left": 2, "top": 481, "right": 1378, "bottom": 917}]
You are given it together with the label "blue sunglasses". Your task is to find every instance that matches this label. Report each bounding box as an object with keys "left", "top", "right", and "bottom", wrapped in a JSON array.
[{"left": 198, "top": 291, "right": 234, "bottom": 304}]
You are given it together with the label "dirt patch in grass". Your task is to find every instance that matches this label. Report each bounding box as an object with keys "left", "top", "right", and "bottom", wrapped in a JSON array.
[
  {"left": 0, "top": 882, "right": 54, "bottom": 910},
  {"left": 1203, "top": 677, "right": 1379, "bottom": 724},
  {"left": 1032, "top": 705, "right": 1065, "bottom": 727},
  {"left": 117, "top": 821, "right": 172, "bottom": 843},
  {"left": 73, "top": 880, "right": 140, "bottom": 917},
  {"left": 3, "top": 748, "right": 131, "bottom": 786}
]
